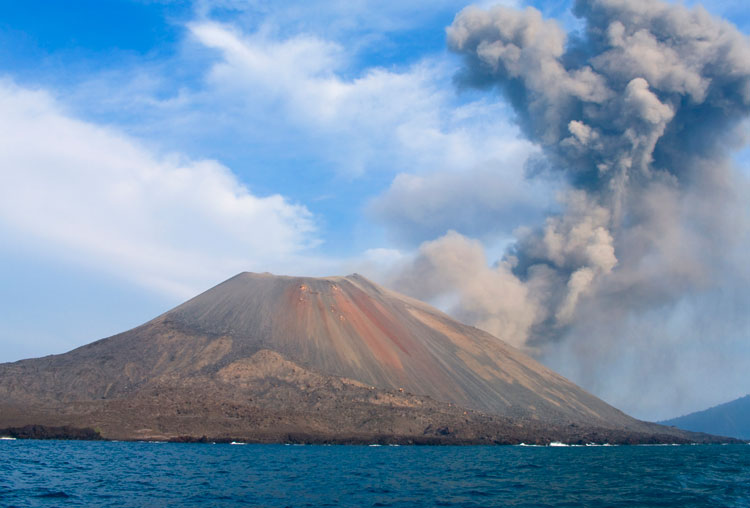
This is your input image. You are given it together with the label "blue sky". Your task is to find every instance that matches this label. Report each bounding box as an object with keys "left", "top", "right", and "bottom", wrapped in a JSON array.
[{"left": 1, "top": 0, "right": 749, "bottom": 420}]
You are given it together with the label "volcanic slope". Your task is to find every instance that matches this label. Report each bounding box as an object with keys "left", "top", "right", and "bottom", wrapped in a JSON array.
[{"left": 0, "top": 273, "right": 727, "bottom": 443}]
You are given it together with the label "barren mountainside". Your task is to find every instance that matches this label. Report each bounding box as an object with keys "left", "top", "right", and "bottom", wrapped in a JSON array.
[
  {"left": 0, "top": 272, "right": 731, "bottom": 443},
  {"left": 660, "top": 395, "right": 750, "bottom": 440}
]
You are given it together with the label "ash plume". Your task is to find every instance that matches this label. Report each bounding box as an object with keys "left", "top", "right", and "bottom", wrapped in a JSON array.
[{"left": 389, "top": 0, "right": 750, "bottom": 417}]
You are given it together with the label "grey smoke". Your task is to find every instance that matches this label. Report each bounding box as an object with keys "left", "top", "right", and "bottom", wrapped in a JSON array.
[{"left": 388, "top": 0, "right": 750, "bottom": 418}]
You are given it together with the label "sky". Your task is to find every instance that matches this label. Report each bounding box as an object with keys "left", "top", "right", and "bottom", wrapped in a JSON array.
[{"left": 1, "top": 0, "right": 749, "bottom": 421}]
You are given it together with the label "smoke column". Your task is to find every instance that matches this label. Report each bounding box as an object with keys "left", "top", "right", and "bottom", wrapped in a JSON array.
[{"left": 390, "top": 0, "right": 750, "bottom": 418}]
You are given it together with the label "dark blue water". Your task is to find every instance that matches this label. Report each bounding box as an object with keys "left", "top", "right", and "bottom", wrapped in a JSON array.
[{"left": 1, "top": 441, "right": 749, "bottom": 507}]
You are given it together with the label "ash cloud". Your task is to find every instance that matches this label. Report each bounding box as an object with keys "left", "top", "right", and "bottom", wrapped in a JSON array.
[{"left": 389, "top": 0, "right": 750, "bottom": 417}]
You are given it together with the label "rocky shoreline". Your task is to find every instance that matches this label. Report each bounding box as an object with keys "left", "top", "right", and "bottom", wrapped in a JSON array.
[
  {"left": 0, "top": 425, "right": 103, "bottom": 441},
  {"left": 2, "top": 423, "right": 744, "bottom": 446}
]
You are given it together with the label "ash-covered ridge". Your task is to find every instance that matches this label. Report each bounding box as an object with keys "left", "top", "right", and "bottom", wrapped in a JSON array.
[{"left": 165, "top": 272, "right": 628, "bottom": 425}]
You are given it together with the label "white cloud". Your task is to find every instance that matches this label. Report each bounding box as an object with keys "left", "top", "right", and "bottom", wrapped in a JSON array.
[
  {"left": 188, "top": 21, "right": 535, "bottom": 178},
  {"left": 193, "top": 1, "right": 522, "bottom": 37},
  {"left": 369, "top": 157, "right": 553, "bottom": 245},
  {"left": 0, "top": 80, "right": 318, "bottom": 298}
]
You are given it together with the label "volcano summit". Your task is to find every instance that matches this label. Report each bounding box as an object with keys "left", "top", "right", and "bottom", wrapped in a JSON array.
[{"left": 0, "top": 273, "right": 731, "bottom": 444}]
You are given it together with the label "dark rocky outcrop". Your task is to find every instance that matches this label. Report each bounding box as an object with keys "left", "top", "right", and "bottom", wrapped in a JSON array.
[{"left": 0, "top": 425, "right": 102, "bottom": 440}]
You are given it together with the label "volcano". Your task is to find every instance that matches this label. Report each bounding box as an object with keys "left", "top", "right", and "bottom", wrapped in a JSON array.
[{"left": 0, "top": 273, "right": 730, "bottom": 444}]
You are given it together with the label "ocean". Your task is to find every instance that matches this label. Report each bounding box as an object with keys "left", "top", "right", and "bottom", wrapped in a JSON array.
[{"left": 1, "top": 440, "right": 749, "bottom": 507}]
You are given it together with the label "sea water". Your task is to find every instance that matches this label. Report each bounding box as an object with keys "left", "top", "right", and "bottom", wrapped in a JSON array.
[{"left": 1, "top": 440, "right": 749, "bottom": 507}]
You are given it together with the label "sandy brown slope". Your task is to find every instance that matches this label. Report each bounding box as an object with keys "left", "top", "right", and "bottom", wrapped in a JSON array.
[{"left": 0, "top": 272, "right": 731, "bottom": 443}]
